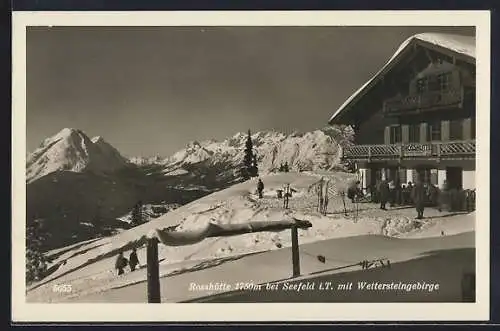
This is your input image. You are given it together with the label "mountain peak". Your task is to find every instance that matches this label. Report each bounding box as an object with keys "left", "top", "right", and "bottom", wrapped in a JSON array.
[
  {"left": 91, "top": 136, "right": 107, "bottom": 145},
  {"left": 56, "top": 127, "right": 82, "bottom": 138},
  {"left": 27, "top": 128, "right": 128, "bottom": 183}
]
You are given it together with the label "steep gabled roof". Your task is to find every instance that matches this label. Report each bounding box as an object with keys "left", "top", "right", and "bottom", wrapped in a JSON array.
[{"left": 328, "top": 33, "right": 476, "bottom": 125}]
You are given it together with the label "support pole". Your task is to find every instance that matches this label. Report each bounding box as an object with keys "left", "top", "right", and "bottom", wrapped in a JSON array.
[
  {"left": 147, "top": 237, "right": 161, "bottom": 303},
  {"left": 291, "top": 226, "right": 300, "bottom": 277}
]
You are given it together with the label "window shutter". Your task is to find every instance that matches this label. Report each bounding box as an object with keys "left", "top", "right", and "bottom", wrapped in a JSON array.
[
  {"left": 398, "top": 167, "right": 407, "bottom": 184},
  {"left": 463, "top": 118, "right": 472, "bottom": 140},
  {"left": 420, "top": 123, "right": 428, "bottom": 143},
  {"left": 441, "top": 120, "right": 450, "bottom": 141},
  {"left": 402, "top": 125, "right": 409, "bottom": 143},
  {"left": 384, "top": 126, "right": 391, "bottom": 144}
]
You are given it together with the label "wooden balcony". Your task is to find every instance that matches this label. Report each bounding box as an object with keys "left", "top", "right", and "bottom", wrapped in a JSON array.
[
  {"left": 383, "top": 88, "right": 463, "bottom": 115},
  {"left": 342, "top": 140, "right": 475, "bottom": 161}
]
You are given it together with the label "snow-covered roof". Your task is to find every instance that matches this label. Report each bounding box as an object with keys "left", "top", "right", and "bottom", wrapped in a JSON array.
[{"left": 328, "top": 33, "right": 475, "bottom": 125}]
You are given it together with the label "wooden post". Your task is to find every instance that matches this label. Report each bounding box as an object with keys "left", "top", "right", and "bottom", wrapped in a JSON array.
[
  {"left": 291, "top": 226, "right": 300, "bottom": 277},
  {"left": 147, "top": 237, "right": 161, "bottom": 303}
]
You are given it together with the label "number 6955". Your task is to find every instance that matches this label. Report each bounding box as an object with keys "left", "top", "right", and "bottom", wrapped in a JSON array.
[{"left": 52, "top": 284, "right": 72, "bottom": 293}]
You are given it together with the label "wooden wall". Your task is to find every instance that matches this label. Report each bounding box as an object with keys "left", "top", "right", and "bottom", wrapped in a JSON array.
[{"left": 351, "top": 45, "right": 475, "bottom": 145}]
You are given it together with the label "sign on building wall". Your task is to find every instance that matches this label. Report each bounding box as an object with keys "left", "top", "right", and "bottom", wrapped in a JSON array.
[{"left": 402, "top": 143, "right": 433, "bottom": 157}]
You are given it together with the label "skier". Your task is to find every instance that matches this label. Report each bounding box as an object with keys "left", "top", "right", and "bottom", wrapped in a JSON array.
[
  {"left": 115, "top": 251, "right": 128, "bottom": 276},
  {"left": 257, "top": 178, "right": 264, "bottom": 199},
  {"left": 128, "top": 248, "right": 139, "bottom": 272}
]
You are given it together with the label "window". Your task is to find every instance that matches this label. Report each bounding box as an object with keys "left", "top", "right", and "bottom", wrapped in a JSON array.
[
  {"left": 437, "top": 72, "right": 452, "bottom": 91},
  {"left": 416, "top": 78, "right": 427, "bottom": 93},
  {"left": 417, "top": 72, "right": 452, "bottom": 94},
  {"left": 409, "top": 124, "right": 421, "bottom": 143},
  {"left": 417, "top": 168, "right": 432, "bottom": 184},
  {"left": 449, "top": 119, "right": 463, "bottom": 140},
  {"left": 427, "top": 120, "right": 441, "bottom": 141},
  {"left": 390, "top": 125, "right": 402, "bottom": 144},
  {"left": 416, "top": 168, "right": 438, "bottom": 185},
  {"left": 398, "top": 168, "right": 407, "bottom": 185},
  {"left": 427, "top": 75, "right": 440, "bottom": 92},
  {"left": 430, "top": 169, "right": 438, "bottom": 186}
]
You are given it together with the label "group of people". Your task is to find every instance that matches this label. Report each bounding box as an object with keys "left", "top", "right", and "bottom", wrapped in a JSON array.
[
  {"left": 347, "top": 176, "right": 439, "bottom": 220},
  {"left": 347, "top": 180, "right": 363, "bottom": 203},
  {"left": 115, "top": 248, "right": 140, "bottom": 276},
  {"left": 256, "top": 178, "right": 296, "bottom": 209},
  {"left": 374, "top": 177, "right": 431, "bottom": 219},
  {"left": 278, "top": 162, "right": 290, "bottom": 172}
]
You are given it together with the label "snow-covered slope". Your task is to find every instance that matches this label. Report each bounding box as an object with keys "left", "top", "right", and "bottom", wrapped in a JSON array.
[
  {"left": 133, "top": 126, "right": 353, "bottom": 176},
  {"left": 116, "top": 203, "right": 182, "bottom": 224},
  {"left": 26, "top": 171, "right": 475, "bottom": 303},
  {"left": 27, "top": 128, "right": 129, "bottom": 183}
]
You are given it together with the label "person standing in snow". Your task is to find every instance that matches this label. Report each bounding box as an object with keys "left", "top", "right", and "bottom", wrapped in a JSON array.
[
  {"left": 128, "top": 248, "right": 139, "bottom": 272},
  {"left": 411, "top": 176, "right": 426, "bottom": 219},
  {"left": 388, "top": 179, "right": 396, "bottom": 207},
  {"left": 394, "top": 177, "right": 402, "bottom": 206},
  {"left": 378, "top": 178, "right": 390, "bottom": 210},
  {"left": 320, "top": 178, "right": 330, "bottom": 215},
  {"left": 437, "top": 180, "right": 449, "bottom": 212},
  {"left": 115, "top": 251, "right": 128, "bottom": 276},
  {"left": 347, "top": 180, "right": 362, "bottom": 203},
  {"left": 257, "top": 178, "right": 264, "bottom": 199},
  {"left": 406, "top": 181, "right": 414, "bottom": 204}
]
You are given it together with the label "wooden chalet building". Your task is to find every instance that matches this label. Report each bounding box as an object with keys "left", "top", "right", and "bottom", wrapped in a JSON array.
[{"left": 329, "top": 33, "right": 476, "bottom": 193}]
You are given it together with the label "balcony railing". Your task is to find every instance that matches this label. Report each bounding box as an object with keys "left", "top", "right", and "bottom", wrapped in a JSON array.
[
  {"left": 383, "top": 88, "right": 463, "bottom": 115},
  {"left": 342, "top": 140, "right": 475, "bottom": 161}
]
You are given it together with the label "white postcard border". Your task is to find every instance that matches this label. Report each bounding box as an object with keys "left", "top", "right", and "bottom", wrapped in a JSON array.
[{"left": 12, "top": 10, "right": 491, "bottom": 322}]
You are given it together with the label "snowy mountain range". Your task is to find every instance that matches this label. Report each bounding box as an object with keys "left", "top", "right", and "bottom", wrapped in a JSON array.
[
  {"left": 25, "top": 126, "right": 352, "bottom": 249},
  {"left": 129, "top": 126, "right": 354, "bottom": 176},
  {"left": 27, "top": 126, "right": 353, "bottom": 186}
]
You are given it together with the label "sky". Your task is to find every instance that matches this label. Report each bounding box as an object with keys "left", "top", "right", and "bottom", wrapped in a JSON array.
[{"left": 26, "top": 25, "right": 474, "bottom": 157}]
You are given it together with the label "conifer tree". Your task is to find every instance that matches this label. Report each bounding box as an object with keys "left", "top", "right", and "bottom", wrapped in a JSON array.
[
  {"left": 251, "top": 151, "right": 259, "bottom": 177},
  {"left": 242, "top": 130, "right": 259, "bottom": 179},
  {"left": 26, "top": 219, "right": 48, "bottom": 283},
  {"left": 131, "top": 200, "right": 143, "bottom": 226}
]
